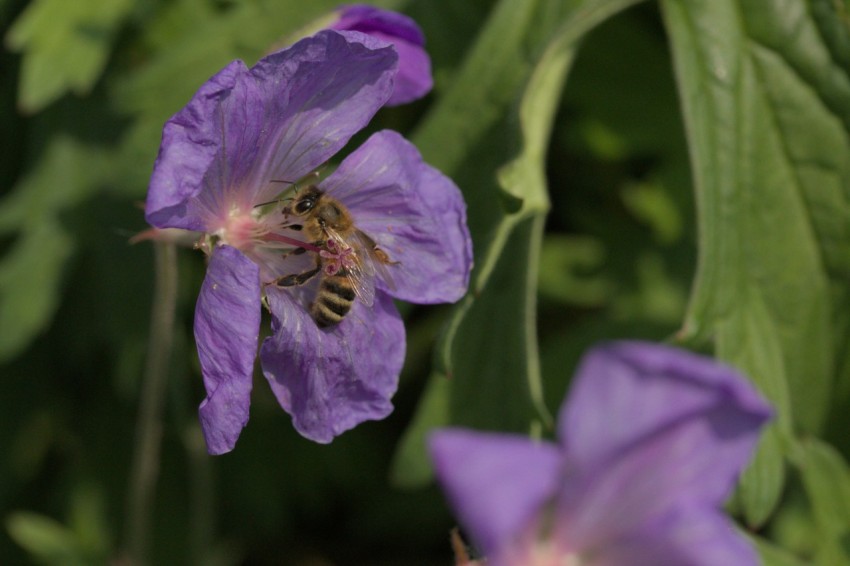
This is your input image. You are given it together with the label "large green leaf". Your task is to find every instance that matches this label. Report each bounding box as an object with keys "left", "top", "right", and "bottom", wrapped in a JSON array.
[
  {"left": 750, "top": 533, "right": 809, "bottom": 566},
  {"left": 0, "top": 220, "right": 73, "bottom": 362},
  {"left": 790, "top": 438, "right": 850, "bottom": 565},
  {"left": 0, "top": 136, "right": 108, "bottom": 232},
  {"left": 392, "top": 0, "right": 646, "bottom": 487},
  {"left": 0, "top": 135, "right": 113, "bottom": 362},
  {"left": 6, "top": 485, "right": 110, "bottom": 566},
  {"left": 390, "top": 372, "right": 450, "bottom": 489},
  {"left": 661, "top": 0, "right": 850, "bottom": 524},
  {"left": 6, "top": 512, "right": 82, "bottom": 566},
  {"left": 5, "top": 0, "right": 133, "bottom": 112}
]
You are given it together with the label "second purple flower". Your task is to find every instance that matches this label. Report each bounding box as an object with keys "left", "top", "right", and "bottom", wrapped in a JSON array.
[{"left": 145, "top": 27, "right": 472, "bottom": 454}]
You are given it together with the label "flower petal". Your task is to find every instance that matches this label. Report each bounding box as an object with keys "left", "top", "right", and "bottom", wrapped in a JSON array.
[
  {"left": 558, "top": 342, "right": 771, "bottom": 506},
  {"left": 587, "top": 507, "right": 758, "bottom": 566},
  {"left": 248, "top": 30, "right": 398, "bottom": 205},
  {"left": 429, "top": 429, "right": 563, "bottom": 558},
  {"left": 331, "top": 5, "right": 432, "bottom": 105},
  {"left": 147, "top": 30, "right": 398, "bottom": 231},
  {"left": 194, "top": 245, "right": 261, "bottom": 455},
  {"left": 321, "top": 130, "right": 472, "bottom": 303},
  {"left": 146, "top": 60, "right": 256, "bottom": 231},
  {"left": 333, "top": 5, "right": 425, "bottom": 49},
  {"left": 554, "top": 402, "right": 762, "bottom": 550},
  {"left": 259, "top": 287, "right": 404, "bottom": 442}
]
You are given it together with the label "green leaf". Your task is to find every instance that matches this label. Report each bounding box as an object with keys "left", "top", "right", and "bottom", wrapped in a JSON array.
[
  {"left": 717, "top": 288, "right": 791, "bottom": 527},
  {"left": 445, "top": 215, "right": 551, "bottom": 432},
  {"left": 0, "top": 134, "right": 112, "bottom": 362},
  {"left": 5, "top": 0, "right": 133, "bottom": 112},
  {"left": 538, "top": 235, "right": 610, "bottom": 307},
  {"left": 790, "top": 437, "right": 850, "bottom": 565},
  {"left": 67, "top": 484, "right": 110, "bottom": 560},
  {"left": 392, "top": 0, "right": 646, "bottom": 487},
  {"left": 0, "top": 135, "right": 108, "bottom": 233},
  {"left": 0, "top": 220, "right": 74, "bottom": 362},
  {"left": 413, "top": 0, "right": 647, "bottom": 175},
  {"left": 410, "top": 0, "right": 543, "bottom": 174},
  {"left": 389, "top": 373, "right": 450, "bottom": 488},
  {"left": 5, "top": 484, "right": 109, "bottom": 565},
  {"left": 661, "top": 0, "right": 850, "bottom": 523},
  {"left": 438, "top": 0, "right": 647, "bottom": 429},
  {"left": 6, "top": 512, "right": 83, "bottom": 566},
  {"left": 750, "top": 533, "right": 809, "bottom": 566}
]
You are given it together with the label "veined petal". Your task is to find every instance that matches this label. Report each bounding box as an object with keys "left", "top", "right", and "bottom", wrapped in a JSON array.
[
  {"left": 429, "top": 429, "right": 563, "bottom": 558},
  {"left": 147, "top": 30, "right": 398, "bottom": 231},
  {"left": 248, "top": 30, "right": 398, "bottom": 206},
  {"left": 194, "top": 245, "right": 261, "bottom": 455},
  {"left": 558, "top": 341, "right": 771, "bottom": 505},
  {"left": 586, "top": 507, "right": 758, "bottom": 566},
  {"left": 334, "top": 5, "right": 424, "bottom": 47},
  {"left": 259, "top": 287, "right": 404, "bottom": 443},
  {"left": 321, "top": 130, "right": 472, "bottom": 303},
  {"left": 146, "top": 60, "right": 254, "bottom": 231},
  {"left": 555, "top": 404, "right": 763, "bottom": 550},
  {"left": 331, "top": 5, "right": 432, "bottom": 105}
]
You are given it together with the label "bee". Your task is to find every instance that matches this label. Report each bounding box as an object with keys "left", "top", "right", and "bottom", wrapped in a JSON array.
[{"left": 273, "top": 185, "right": 396, "bottom": 327}]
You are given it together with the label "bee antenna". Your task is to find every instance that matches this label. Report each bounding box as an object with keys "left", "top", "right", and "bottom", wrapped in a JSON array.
[
  {"left": 253, "top": 196, "right": 293, "bottom": 209},
  {"left": 269, "top": 179, "right": 294, "bottom": 184}
]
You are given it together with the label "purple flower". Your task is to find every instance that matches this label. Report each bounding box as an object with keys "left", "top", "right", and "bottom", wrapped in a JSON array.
[
  {"left": 429, "top": 342, "right": 772, "bottom": 566},
  {"left": 145, "top": 30, "right": 472, "bottom": 454},
  {"left": 330, "top": 5, "right": 432, "bottom": 106}
]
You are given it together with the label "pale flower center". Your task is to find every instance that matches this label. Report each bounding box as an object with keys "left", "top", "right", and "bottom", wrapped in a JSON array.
[
  {"left": 212, "top": 204, "right": 304, "bottom": 250},
  {"left": 521, "top": 541, "right": 582, "bottom": 566},
  {"left": 207, "top": 202, "right": 347, "bottom": 286}
]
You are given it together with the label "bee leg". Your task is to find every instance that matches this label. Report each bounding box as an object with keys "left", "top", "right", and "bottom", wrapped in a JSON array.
[
  {"left": 273, "top": 265, "right": 321, "bottom": 287},
  {"left": 278, "top": 241, "right": 317, "bottom": 261},
  {"left": 374, "top": 246, "right": 400, "bottom": 265},
  {"left": 273, "top": 254, "right": 322, "bottom": 287}
]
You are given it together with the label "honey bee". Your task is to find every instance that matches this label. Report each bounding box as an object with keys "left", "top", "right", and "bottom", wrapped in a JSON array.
[{"left": 273, "top": 185, "right": 396, "bottom": 327}]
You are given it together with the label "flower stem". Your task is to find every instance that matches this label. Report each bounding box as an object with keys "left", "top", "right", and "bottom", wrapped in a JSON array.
[
  {"left": 123, "top": 241, "right": 178, "bottom": 565},
  {"left": 184, "top": 425, "right": 215, "bottom": 566}
]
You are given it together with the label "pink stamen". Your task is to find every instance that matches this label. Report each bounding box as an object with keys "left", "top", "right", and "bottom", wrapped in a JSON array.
[{"left": 319, "top": 242, "right": 355, "bottom": 276}]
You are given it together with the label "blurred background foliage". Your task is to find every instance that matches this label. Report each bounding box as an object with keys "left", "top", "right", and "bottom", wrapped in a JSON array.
[{"left": 2, "top": 0, "right": 850, "bottom": 564}]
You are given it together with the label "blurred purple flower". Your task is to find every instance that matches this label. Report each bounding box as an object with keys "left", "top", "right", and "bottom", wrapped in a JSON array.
[
  {"left": 330, "top": 4, "right": 432, "bottom": 106},
  {"left": 430, "top": 342, "right": 771, "bottom": 566},
  {"left": 145, "top": 30, "right": 471, "bottom": 454}
]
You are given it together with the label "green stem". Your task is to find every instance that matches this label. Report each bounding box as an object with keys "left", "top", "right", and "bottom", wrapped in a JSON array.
[
  {"left": 185, "top": 425, "right": 215, "bottom": 566},
  {"left": 123, "top": 241, "right": 178, "bottom": 565}
]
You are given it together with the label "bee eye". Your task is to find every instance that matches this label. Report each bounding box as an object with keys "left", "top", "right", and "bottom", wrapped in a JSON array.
[{"left": 294, "top": 199, "right": 313, "bottom": 214}]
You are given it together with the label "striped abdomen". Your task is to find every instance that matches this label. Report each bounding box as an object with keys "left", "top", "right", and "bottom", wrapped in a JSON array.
[{"left": 311, "top": 270, "right": 357, "bottom": 327}]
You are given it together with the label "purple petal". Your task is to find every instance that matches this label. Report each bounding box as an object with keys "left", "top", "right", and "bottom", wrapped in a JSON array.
[
  {"left": 429, "top": 429, "right": 563, "bottom": 557},
  {"left": 553, "top": 403, "right": 760, "bottom": 550},
  {"left": 247, "top": 30, "right": 398, "bottom": 205},
  {"left": 587, "top": 507, "right": 758, "bottom": 566},
  {"left": 331, "top": 5, "right": 432, "bottom": 105},
  {"left": 259, "top": 287, "right": 404, "bottom": 442},
  {"left": 320, "top": 130, "right": 472, "bottom": 303},
  {"left": 194, "top": 245, "right": 261, "bottom": 455},
  {"left": 147, "top": 31, "right": 398, "bottom": 231},
  {"left": 334, "top": 5, "right": 425, "bottom": 46},
  {"left": 558, "top": 342, "right": 771, "bottom": 506},
  {"left": 146, "top": 60, "right": 254, "bottom": 231}
]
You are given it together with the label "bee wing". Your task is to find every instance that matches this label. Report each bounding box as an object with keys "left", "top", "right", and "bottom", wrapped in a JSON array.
[
  {"left": 354, "top": 230, "right": 398, "bottom": 293},
  {"left": 326, "top": 228, "right": 376, "bottom": 308}
]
